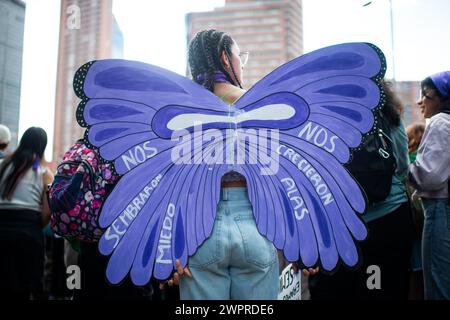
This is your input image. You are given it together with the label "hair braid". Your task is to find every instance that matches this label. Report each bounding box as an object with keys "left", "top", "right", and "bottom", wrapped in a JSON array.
[
  {"left": 221, "top": 36, "right": 242, "bottom": 89},
  {"left": 188, "top": 29, "right": 243, "bottom": 91},
  {"left": 202, "top": 30, "right": 217, "bottom": 91}
]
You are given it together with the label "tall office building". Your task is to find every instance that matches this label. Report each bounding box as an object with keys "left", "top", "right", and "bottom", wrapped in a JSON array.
[
  {"left": 53, "top": 0, "right": 123, "bottom": 161},
  {"left": 393, "top": 81, "right": 424, "bottom": 126},
  {"left": 186, "top": 0, "right": 303, "bottom": 88},
  {"left": 0, "top": 0, "right": 25, "bottom": 148}
]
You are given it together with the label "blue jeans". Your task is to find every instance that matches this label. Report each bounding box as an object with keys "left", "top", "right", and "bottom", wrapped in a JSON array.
[
  {"left": 179, "top": 187, "right": 279, "bottom": 300},
  {"left": 422, "top": 198, "right": 450, "bottom": 300}
]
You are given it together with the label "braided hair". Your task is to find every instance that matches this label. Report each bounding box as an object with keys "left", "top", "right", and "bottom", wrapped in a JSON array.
[{"left": 188, "top": 29, "right": 242, "bottom": 92}]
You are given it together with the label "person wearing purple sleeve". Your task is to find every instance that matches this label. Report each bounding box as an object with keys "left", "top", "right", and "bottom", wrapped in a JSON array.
[{"left": 409, "top": 71, "right": 450, "bottom": 300}]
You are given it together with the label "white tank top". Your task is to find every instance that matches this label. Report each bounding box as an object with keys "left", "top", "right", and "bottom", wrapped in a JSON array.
[{"left": 0, "top": 160, "right": 46, "bottom": 212}]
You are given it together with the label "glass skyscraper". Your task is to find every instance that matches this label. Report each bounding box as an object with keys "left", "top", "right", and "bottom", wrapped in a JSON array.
[{"left": 0, "top": 0, "right": 26, "bottom": 148}]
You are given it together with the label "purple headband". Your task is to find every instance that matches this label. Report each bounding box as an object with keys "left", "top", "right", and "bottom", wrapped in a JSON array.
[
  {"left": 430, "top": 71, "right": 450, "bottom": 98},
  {"left": 196, "top": 71, "right": 231, "bottom": 85}
]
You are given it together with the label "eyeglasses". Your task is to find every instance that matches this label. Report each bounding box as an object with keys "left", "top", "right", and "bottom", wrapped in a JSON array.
[{"left": 238, "top": 51, "right": 249, "bottom": 66}]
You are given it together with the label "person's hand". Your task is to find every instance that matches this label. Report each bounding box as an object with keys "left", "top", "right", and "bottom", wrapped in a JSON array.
[
  {"left": 159, "top": 259, "right": 192, "bottom": 289},
  {"left": 291, "top": 262, "right": 319, "bottom": 276},
  {"left": 302, "top": 267, "right": 319, "bottom": 276}
]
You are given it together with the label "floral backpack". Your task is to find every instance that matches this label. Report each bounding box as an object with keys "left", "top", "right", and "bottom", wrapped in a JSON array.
[{"left": 49, "top": 140, "right": 119, "bottom": 242}]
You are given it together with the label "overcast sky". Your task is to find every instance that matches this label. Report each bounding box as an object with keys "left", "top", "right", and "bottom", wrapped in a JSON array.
[{"left": 18, "top": 0, "right": 450, "bottom": 160}]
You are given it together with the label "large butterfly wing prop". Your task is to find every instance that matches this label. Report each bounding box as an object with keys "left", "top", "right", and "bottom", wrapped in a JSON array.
[
  {"left": 232, "top": 42, "right": 386, "bottom": 271},
  {"left": 74, "top": 60, "right": 231, "bottom": 285},
  {"left": 74, "top": 42, "right": 386, "bottom": 284}
]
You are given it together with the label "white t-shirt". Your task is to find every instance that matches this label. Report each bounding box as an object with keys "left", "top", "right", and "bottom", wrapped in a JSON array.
[{"left": 0, "top": 159, "right": 46, "bottom": 212}]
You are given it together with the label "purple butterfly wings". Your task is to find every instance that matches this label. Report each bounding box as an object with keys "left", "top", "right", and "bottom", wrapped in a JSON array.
[{"left": 73, "top": 42, "right": 386, "bottom": 284}]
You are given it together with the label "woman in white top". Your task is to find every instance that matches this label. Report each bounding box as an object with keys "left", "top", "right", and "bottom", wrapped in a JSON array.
[
  {"left": 409, "top": 71, "right": 450, "bottom": 300},
  {"left": 0, "top": 127, "right": 54, "bottom": 299}
]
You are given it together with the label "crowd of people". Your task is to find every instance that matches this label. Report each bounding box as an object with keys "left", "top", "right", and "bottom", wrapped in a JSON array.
[{"left": 0, "top": 29, "right": 449, "bottom": 300}]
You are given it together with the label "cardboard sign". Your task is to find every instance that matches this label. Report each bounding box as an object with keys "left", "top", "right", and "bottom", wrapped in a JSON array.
[{"left": 278, "top": 263, "right": 301, "bottom": 300}]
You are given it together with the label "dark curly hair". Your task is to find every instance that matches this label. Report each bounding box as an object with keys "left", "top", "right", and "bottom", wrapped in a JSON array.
[
  {"left": 380, "top": 80, "right": 403, "bottom": 127},
  {"left": 188, "top": 29, "right": 242, "bottom": 92}
]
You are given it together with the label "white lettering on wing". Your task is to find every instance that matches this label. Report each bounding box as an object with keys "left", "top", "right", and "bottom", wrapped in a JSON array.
[
  {"left": 156, "top": 203, "right": 176, "bottom": 264},
  {"left": 298, "top": 122, "right": 338, "bottom": 153},
  {"left": 166, "top": 104, "right": 295, "bottom": 131},
  {"left": 277, "top": 145, "right": 334, "bottom": 206},
  {"left": 121, "top": 141, "right": 158, "bottom": 172},
  {"left": 281, "top": 177, "right": 309, "bottom": 220},
  {"left": 104, "top": 174, "right": 163, "bottom": 250}
]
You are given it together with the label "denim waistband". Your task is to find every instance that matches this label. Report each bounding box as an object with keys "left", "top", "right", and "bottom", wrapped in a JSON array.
[{"left": 220, "top": 187, "right": 249, "bottom": 201}]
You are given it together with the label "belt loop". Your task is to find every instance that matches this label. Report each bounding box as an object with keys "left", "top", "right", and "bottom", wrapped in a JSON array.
[{"left": 222, "top": 188, "right": 228, "bottom": 201}]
